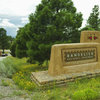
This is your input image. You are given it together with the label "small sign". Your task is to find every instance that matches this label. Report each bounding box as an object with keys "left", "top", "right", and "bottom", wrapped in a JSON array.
[{"left": 62, "top": 47, "right": 97, "bottom": 66}]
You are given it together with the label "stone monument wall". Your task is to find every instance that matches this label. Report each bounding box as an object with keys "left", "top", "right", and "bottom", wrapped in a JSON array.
[
  {"left": 48, "top": 31, "right": 100, "bottom": 76},
  {"left": 80, "top": 31, "right": 100, "bottom": 43}
]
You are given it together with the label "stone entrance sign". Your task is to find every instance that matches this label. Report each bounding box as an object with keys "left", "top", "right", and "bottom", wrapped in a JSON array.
[
  {"left": 48, "top": 43, "right": 100, "bottom": 76},
  {"left": 80, "top": 31, "right": 100, "bottom": 43},
  {"left": 31, "top": 31, "right": 100, "bottom": 87}
]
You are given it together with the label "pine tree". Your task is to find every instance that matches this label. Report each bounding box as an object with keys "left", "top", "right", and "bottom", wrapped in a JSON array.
[
  {"left": 87, "top": 5, "right": 100, "bottom": 30},
  {"left": 26, "top": 0, "right": 83, "bottom": 63},
  {"left": 0, "top": 28, "right": 9, "bottom": 53}
]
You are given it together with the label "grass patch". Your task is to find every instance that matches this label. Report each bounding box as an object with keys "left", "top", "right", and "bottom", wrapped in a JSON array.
[
  {"left": 13, "top": 71, "right": 37, "bottom": 91},
  {"left": 0, "top": 56, "right": 48, "bottom": 91},
  {"left": 0, "top": 93, "right": 5, "bottom": 99},
  {"left": 72, "top": 88, "right": 98, "bottom": 100},
  {"left": 0, "top": 56, "right": 48, "bottom": 78},
  {"left": 1, "top": 79, "right": 10, "bottom": 86},
  {"left": 31, "top": 77, "right": 100, "bottom": 100},
  {"left": 12, "top": 91, "right": 25, "bottom": 96},
  {"left": 1, "top": 57, "right": 100, "bottom": 99}
]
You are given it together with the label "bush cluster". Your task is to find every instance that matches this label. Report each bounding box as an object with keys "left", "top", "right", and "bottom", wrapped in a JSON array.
[
  {"left": 10, "top": 0, "right": 82, "bottom": 63},
  {"left": 0, "top": 57, "right": 49, "bottom": 91},
  {"left": 13, "top": 71, "right": 37, "bottom": 91},
  {"left": 72, "top": 88, "right": 98, "bottom": 100}
]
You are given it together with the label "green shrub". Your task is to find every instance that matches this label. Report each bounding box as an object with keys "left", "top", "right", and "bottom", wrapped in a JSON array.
[
  {"left": 1, "top": 79, "right": 10, "bottom": 86},
  {"left": 0, "top": 57, "right": 28, "bottom": 77},
  {"left": 15, "top": 44, "right": 27, "bottom": 58},
  {"left": 13, "top": 71, "right": 37, "bottom": 91},
  {"left": 42, "top": 60, "right": 49, "bottom": 68},
  {"left": 72, "top": 88, "right": 98, "bottom": 100},
  {"left": 0, "top": 58, "right": 16, "bottom": 77},
  {"left": 0, "top": 56, "right": 48, "bottom": 78},
  {"left": 20, "top": 64, "right": 39, "bottom": 72}
]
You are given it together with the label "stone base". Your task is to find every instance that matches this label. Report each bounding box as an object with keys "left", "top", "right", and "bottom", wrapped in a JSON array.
[{"left": 31, "top": 70, "right": 100, "bottom": 87}]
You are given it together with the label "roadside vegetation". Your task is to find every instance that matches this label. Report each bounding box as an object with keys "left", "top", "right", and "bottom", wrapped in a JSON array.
[{"left": 0, "top": 56, "right": 100, "bottom": 100}]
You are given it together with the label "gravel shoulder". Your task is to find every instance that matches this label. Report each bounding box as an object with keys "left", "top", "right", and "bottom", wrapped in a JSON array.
[{"left": 0, "top": 76, "right": 32, "bottom": 100}]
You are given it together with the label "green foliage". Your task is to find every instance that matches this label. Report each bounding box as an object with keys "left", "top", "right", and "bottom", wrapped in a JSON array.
[
  {"left": 0, "top": 56, "right": 48, "bottom": 91},
  {"left": 87, "top": 5, "right": 100, "bottom": 30},
  {"left": 72, "top": 88, "right": 98, "bottom": 100},
  {"left": 10, "top": 24, "right": 30, "bottom": 58},
  {"left": 0, "top": 28, "right": 10, "bottom": 53},
  {"left": 7, "top": 36, "right": 14, "bottom": 49},
  {"left": 13, "top": 71, "right": 37, "bottom": 91},
  {"left": 12, "top": 91, "right": 25, "bottom": 96},
  {"left": 15, "top": 44, "right": 27, "bottom": 58},
  {"left": 32, "top": 77, "right": 100, "bottom": 100},
  {"left": 15, "top": 26, "right": 30, "bottom": 58},
  {"left": 0, "top": 58, "right": 16, "bottom": 78},
  {"left": 1, "top": 79, "right": 10, "bottom": 86},
  {"left": 20, "top": 63, "right": 48, "bottom": 72},
  {"left": 2, "top": 57, "right": 100, "bottom": 99},
  {"left": 27, "top": 0, "right": 83, "bottom": 63},
  {"left": 0, "top": 56, "right": 48, "bottom": 78},
  {"left": 0, "top": 57, "right": 28, "bottom": 77},
  {"left": 12, "top": 0, "right": 83, "bottom": 63},
  {"left": 81, "top": 25, "right": 95, "bottom": 31},
  {"left": 10, "top": 40, "right": 16, "bottom": 57}
]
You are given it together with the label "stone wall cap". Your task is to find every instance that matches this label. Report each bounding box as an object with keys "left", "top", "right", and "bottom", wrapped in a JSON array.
[{"left": 53, "top": 43, "right": 100, "bottom": 47}]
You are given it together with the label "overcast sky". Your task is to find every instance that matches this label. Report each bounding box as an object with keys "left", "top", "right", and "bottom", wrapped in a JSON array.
[{"left": 0, "top": 0, "right": 100, "bottom": 37}]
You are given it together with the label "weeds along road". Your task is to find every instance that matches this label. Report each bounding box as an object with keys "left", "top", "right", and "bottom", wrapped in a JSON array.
[
  {"left": 0, "top": 57, "right": 32, "bottom": 100},
  {"left": 0, "top": 57, "right": 6, "bottom": 61}
]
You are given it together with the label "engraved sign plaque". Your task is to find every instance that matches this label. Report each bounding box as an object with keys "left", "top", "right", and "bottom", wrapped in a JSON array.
[{"left": 62, "top": 47, "right": 97, "bottom": 66}]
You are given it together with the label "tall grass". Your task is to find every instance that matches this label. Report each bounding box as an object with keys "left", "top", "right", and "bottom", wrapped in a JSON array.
[
  {"left": 0, "top": 56, "right": 48, "bottom": 78},
  {"left": 1, "top": 56, "right": 100, "bottom": 100},
  {"left": 0, "top": 56, "right": 28, "bottom": 77},
  {"left": 32, "top": 77, "right": 100, "bottom": 100}
]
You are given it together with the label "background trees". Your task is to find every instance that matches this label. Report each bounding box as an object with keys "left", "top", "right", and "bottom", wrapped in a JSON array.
[
  {"left": 27, "top": 0, "right": 83, "bottom": 63},
  {"left": 0, "top": 28, "right": 9, "bottom": 53},
  {"left": 11, "top": 0, "right": 83, "bottom": 63},
  {"left": 0, "top": 28, "right": 14, "bottom": 54},
  {"left": 84, "top": 5, "right": 100, "bottom": 31}
]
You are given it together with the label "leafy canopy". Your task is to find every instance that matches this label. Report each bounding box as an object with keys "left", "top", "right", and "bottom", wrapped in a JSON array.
[
  {"left": 87, "top": 5, "right": 100, "bottom": 30},
  {"left": 0, "top": 28, "right": 9, "bottom": 53},
  {"left": 11, "top": 0, "right": 83, "bottom": 63}
]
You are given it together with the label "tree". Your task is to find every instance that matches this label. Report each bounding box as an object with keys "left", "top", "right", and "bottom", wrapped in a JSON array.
[
  {"left": 7, "top": 36, "right": 14, "bottom": 44},
  {"left": 81, "top": 25, "right": 95, "bottom": 31},
  {"left": 0, "top": 28, "right": 9, "bottom": 53},
  {"left": 12, "top": 24, "right": 30, "bottom": 58},
  {"left": 12, "top": 0, "right": 83, "bottom": 63},
  {"left": 87, "top": 5, "right": 100, "bottom": 30},
  {"left": 10, "top": 40, "right": 16, "bottom": 57},
  {"left": 26, "top": 0, "right": 83, "bottom": 63},
  {"left": 10, "top": 24, "right": 30, "bottom": 58}
]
